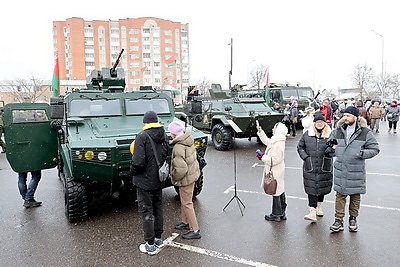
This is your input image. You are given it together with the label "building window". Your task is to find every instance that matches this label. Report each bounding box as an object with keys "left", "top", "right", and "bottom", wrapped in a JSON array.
[
  {"left": 143, "top": 37, "right": 150, "bottom": 42},
  {"left": 130, "top": 37, "right": 139, "bottom": 43},
  {"left": 143, "top": 44, "right": 150, "bottom": 50},
  {"left": 86, "top": 62, "right": 95, "bottom": 66},
  {"left": 164, "top": 30, "right": 172, "bottom": 36},
  {"left": 99, "top": 37, "right": 105, "bottom": 43},
  {"left": 130, "top": 46, "right": 139, "bottom": 51},
  {"left": 165, "top": 47, "right": 173, "bottom": 52},
  {"left": 181, "top": 32, "right": 188, "bottom": 37},
  {"left": 111, "top": 29, "right": 119, "bottom": 34},
  {"left": 164, "top": 39, "right": 172, "bottom": 44},
  {"left": 143, "top": 28, "right": 150, "bottom": 33},
  {"left": 143, "top": 53, "right": 151, "bottom": 58},
  {"left": 129, "top": 28, "right": 139, "bottom": 34},
  {"left": 154, "top": 62, "right": 160, "bottom": 67},
  {"left": 84, "top": 37, "right": 93, "bottom": 42},
  {"left": 111, "top": 37, "right": 119, "bottom": 42},
  {"left": 98, "top": 28, "right": 105, "bottom": 34}
]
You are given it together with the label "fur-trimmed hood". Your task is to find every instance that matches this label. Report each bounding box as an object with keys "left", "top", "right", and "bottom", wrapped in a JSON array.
[
  {"left": 307, "top": 124, "right": 331, "bottom": 139},
  {"left": 336, "top": 116, "right": 367, "bottom": 128}
]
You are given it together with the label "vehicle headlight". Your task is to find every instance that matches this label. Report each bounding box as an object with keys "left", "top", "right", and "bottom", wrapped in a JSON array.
[
  {"left": 98, "top": 152, "right": 107, "bottom": 161},
  {"left": 194, "top": 141, "right": 201, "bottom": 149},
  {"left": 85, "top": 150, "right": 94, "bottom": 160}
]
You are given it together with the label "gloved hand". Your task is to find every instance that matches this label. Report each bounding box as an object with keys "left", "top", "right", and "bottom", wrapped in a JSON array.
[{"left": 256, "top": 149, "right": 264, "bottom": 160}]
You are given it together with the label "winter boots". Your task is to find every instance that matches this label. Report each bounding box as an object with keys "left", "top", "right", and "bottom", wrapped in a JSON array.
[
  {"left": 330, "top": 218, "right": 344, "bottom": 232},
  {"left": 316, "top": 202, "right": 324, "bottom": 216},
  {"left": 304, "top": 207, "right": 317, "bottom": 222},
  {"left": 349, "top": 216, "right": 358, "bottom": 232}
]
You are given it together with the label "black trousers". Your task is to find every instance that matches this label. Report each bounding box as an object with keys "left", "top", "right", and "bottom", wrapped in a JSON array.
[
  {"left": 388, "top": 121, "right": 398, "bottom": 130},
  {"left": 272, "top": 192, "right": 287, "bottom": 216},
  {"left": 137, "top": 187, "right": 163, "bottom": 245},
  {"left": 307, "top": 194, "right": 325, "bottom": 208}
]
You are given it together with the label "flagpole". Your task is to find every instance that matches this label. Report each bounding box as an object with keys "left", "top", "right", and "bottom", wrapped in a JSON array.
[{"left": 229, "top": 38, "right": 233, "bottom": 90}]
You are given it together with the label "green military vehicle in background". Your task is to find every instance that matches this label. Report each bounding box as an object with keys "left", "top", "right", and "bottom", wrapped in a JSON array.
[
  {"left": 175, "top": 84, "right": 284, "bottom": 151},
  {"left": 267, "top": 84, "right": 320, "bottom": 118},
  {"left": 4, "top": 50, "right": 208, "bottom": 222}
]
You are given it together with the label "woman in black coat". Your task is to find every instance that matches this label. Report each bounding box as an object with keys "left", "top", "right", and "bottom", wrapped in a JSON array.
[{"left": 297, "top": 112, "right": 334, "bottom": 222}]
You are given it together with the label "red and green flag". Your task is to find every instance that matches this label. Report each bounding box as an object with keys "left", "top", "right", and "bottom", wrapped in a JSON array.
[
  {"left": 140, "top": 66, "right": 148, "bottom": 73},
  {"left": 165, "top": 53, "right": 178, "bottom": 67},
  {"left": 52, "top": 52, "right": 60, "bottom": 97},
  {"left": 189, "top": 85, "right": 199, "bottom": 94}
]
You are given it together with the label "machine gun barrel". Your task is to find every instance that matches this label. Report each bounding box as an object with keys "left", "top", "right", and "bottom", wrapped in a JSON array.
[{"left": 110, "top": 49, "right": 124, "bottom": 75}]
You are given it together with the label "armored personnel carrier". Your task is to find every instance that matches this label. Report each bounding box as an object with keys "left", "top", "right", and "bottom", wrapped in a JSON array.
[
  {"left": 4, "top": 50, "right": 208, "bottom": 222},
  {"left": 176, "top": 84, "right": 284, "bottom": 151}
]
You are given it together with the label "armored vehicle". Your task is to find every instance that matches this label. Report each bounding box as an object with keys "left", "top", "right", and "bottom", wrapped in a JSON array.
[
  {"left": 176, "top": 84, "right": 284, "bottom": 151},
  {"left": 267, "top": 84, "right": 319, "bottom": 117},
  {"left": 4, "top": 51, "right": 208, "bottom": 222}
]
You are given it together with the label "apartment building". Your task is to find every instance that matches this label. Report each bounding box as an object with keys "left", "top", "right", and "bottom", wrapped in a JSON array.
[{"left": 52, "top": 17, "right": 190, "bottom": 93}]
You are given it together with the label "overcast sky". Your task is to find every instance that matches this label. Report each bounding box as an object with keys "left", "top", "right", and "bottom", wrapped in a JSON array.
[{"left": 1, "top": 0, "right": 399, "bottom": 92}]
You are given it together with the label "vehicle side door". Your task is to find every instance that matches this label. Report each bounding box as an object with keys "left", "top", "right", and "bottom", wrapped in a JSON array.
[{"left": 4, "top": 103, "right": 58, "bottom": 172}]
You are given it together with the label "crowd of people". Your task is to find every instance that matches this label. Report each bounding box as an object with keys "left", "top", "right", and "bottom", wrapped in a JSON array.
[
  {"left": 3, "top": 96, "right": 397, "bottom": 255},
  {"left": 262, "top": 96, "right": 391, "bottom": 233}
]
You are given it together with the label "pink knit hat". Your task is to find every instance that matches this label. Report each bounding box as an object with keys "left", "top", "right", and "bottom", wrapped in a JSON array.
[{"left": 168, "top": 121, "right": 184, "bottom": 137}]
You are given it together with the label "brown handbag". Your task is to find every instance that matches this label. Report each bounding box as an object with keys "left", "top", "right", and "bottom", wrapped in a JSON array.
[{"left": 263, "top": 157, "right": 277, "bottom": 195}]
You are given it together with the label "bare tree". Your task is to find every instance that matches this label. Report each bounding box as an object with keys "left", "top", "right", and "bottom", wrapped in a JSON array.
[
  {"left": 385, "top": 73, "right": 400, "bottom": 99},
  {"left": 249, "top": 65, "right": 268, "bottom": 89},
  {"left": 196, "top": 77, "right": 210, "bottom": 97},
  {"left": 0, "top": 75, "right": 51, "bottom": 103},
  {"left": 352, "top": 63, "right": 374, "bottom": 99}
]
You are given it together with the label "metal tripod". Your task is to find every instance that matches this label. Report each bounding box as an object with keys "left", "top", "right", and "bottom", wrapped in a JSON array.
[{"left": 222, "top": 134, "right": 245, "bottom": 216}]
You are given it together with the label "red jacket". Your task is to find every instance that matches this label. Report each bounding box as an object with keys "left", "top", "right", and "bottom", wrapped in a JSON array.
[{"left": 320, "top": 105, "right": 333, "bottom": 124}]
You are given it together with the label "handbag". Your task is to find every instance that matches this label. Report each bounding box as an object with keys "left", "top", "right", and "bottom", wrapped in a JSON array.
[
  {"left": 263, "top": 157, "right": 277, "bottom": 195},
  {"left": 144, "top": 132, "right": 169, "bottom": 182}
]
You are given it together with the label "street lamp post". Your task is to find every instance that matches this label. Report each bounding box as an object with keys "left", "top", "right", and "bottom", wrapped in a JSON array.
[{"left": 371, "top": 30, "right": 384, "bottom": 98}]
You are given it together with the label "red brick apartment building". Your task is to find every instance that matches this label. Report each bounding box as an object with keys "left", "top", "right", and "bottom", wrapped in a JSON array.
[{"left": 53, "top": 17, "right": 190, "bottom": 94}]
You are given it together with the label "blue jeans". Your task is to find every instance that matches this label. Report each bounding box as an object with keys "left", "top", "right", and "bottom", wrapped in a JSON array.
[{"left": 18, "top": 171, "right": 42, "bottom": 200}]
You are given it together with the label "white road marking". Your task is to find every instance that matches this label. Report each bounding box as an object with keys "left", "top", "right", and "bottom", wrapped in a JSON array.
[
  {"left": 223, "top": 187, "right": 400, "bottom": 212},
  {"left": 165, "top": 233, "right": 275, "bottom": 267}
]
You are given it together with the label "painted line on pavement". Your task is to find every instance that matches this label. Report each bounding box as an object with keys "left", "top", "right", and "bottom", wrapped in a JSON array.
[
  {"left": 252, "top": 163, "right": 400, "bottom": 177},
  {"left": 165, "top": 233, "right": 275, "bottom": 267},
  {"left": 223, "top": 187, "right": 400, "bottom": 212}
]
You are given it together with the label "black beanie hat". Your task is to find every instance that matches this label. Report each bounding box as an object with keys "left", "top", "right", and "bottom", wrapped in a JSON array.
[
  {"left": 344, "top": 106, "right": 359, "bottom": 117},
  {"left": 313, "top": 111, "right": 326, "bottom": 122},
  {"left": 143, "top": 111, "right": 158, "bottom": 123}
]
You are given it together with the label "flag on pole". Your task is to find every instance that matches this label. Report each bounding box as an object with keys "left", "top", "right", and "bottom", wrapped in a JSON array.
[
  {"left": 140, "top": 66, "right": 148, "bottom": 73},
  {"left": 265, "top": 68, "right": 270, "bottom": 87},
  {"left": 189, "top": 85, "right": 199, "bottom": 94},
  {"left": 52, "top": 52, "right": 60, "bottom": 97},
  {"left": 165, "top": 53, "right": 178, "bottom": 67}
]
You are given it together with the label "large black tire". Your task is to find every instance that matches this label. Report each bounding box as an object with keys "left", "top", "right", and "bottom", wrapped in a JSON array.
[
  {"left": 211, "top": 123, "right": 232, "bottom": 151},
  {"left": 64, "top": 175, "right": 89, "bottom": 223},
  {"left": 193, "top": 171, "right": 204, "bottom": 197},
  {"left": 173, "top": 172, "right": 204, "bottom": 198}
]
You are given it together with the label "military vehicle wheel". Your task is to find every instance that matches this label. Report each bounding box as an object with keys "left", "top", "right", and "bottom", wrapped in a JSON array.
[
  {"left": 64, "top": 176, "right": 89, "bottom": 223},
  {"left": 173, "top": 170, "right": 204, "bottom": 197},
  {"left": 193, "top": 171, "right": 204, "bottom": 196},
  {"left": 211, "top": 124, "right": 232, "bottom": 151}
]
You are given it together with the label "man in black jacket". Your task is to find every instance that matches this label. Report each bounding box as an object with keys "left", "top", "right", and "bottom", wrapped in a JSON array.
[{"left": 131, "top": 110, "right": 168, "bottom": 255}]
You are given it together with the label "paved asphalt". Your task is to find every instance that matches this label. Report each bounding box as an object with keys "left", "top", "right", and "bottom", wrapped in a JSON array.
[{"left": 0, "top": 121, "right": 399, "bottom": 267}]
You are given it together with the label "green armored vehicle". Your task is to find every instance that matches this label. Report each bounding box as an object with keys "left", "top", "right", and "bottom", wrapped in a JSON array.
[
  {"left": 176, "top": 84, "right": 284, "bottom": 151},
  {"left": 4, "top": 51, "right": 208, "bottom": 222}
]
